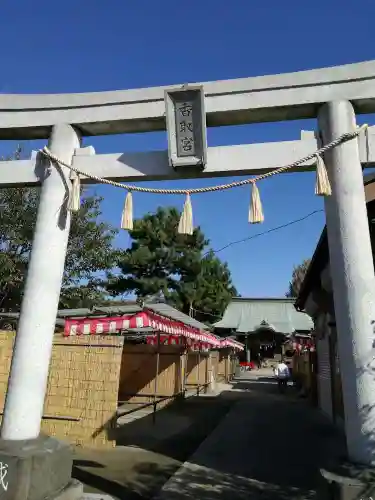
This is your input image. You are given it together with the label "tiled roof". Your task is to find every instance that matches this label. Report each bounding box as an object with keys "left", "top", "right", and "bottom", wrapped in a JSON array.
[{"left": 214, "top": 297, "right": 313, "bottom": 334}]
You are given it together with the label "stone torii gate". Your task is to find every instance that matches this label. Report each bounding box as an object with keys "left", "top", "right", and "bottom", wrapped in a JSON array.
[{"left": 1, "top": 60, "right": 375, "bottom": 498}]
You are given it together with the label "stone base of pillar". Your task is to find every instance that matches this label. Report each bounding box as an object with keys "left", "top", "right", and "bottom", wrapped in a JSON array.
[
  {"left": 319, "top": 462, "right": 375, "bottom": 499},
  {"left": 0, "top": 434, "right": 82, "bottom": 499}
]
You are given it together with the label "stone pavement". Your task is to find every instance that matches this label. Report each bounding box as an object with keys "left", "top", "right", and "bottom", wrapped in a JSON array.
[
  {"left": 154, "top": 370, "right": 347, "bottom": 500},
  {"left": 74, "top": 387, "right": 235, "bottom": 499}
]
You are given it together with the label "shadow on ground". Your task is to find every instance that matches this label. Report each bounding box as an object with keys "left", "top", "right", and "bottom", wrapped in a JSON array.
[
  {"left": 73, "top": 375, "right": 347, "bottom": 499},
  {"left": 154, "top": 463, "right": 318, "bottom": 500},
  {"left": 113, "top": 394, "right": 233, "bottom": 460},
  {"left": 73, "top": 393, "right": 234, "bottom": 499},
  {"left": 155, "top": 376, "right": 348, "bottom": 499},
  {"left": 74, "top": 458, "right": 177, "bottom": 500}
]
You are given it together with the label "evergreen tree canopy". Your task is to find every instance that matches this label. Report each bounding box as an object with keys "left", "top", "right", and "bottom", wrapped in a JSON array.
[
  {"left": 286, "top": 258, "right": 312, "bottom": 298},
  {"left": 106, "top": 207, "right": 237, "bottom": 323},
  {"left": 0, "top": 149, "right": 120, "bottom": 310}
]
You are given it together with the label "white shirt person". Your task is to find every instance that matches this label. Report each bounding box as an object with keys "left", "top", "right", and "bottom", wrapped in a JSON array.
[{"left": 274, "top": 361, "right": 290, "bottom": 379}]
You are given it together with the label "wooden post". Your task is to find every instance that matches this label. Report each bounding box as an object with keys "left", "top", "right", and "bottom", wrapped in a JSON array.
[
  {"left": 183, "top": 343, "right": 189, "bottom": 398},
  {"left": 152, "top": 332, "right": 160, "bottom": 424},
  {"left": 197, "top": 349, "right": 201, "bottom": 396}
]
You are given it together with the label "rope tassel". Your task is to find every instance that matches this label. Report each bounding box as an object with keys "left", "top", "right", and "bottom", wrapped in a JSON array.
[
  {"left": 38, "top": 126, "right": 366, "bottom": 230},
  {"left": 315, "top": 154, "right": 332, "bottom": 196},
  {"left": 68, "top": 173, "right": 81, "bottom": 212},
  {"left": 178, "top": 193, "right": 193, "bottom": 235},
  {"left": 121, "top": 191, "right": 133, "bottom": 230},
  {"left": 249, "top": 182, "right": 264, "bottom": 224}
]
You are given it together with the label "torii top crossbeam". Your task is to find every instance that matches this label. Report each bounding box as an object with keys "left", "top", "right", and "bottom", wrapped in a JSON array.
[{"left": 1, "top": 60, "right": 375, "bottom": 139}]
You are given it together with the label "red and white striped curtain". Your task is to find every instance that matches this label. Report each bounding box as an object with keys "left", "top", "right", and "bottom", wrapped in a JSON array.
[{"left": 64, "top": 310, "right": 244, "bottom": 351}]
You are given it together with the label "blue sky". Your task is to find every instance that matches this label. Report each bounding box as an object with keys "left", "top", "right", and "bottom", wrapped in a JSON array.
[{"left": 0, "top": 0, "right": 374, "bottom": 297}]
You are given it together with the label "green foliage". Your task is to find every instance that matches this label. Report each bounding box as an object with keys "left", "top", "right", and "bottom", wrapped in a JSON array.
[
  {"left": 59, "top": 195, "right": 121, "bottom": 308},
  {"left": 0, "top": 149, "right": 120, "bottom": 310},
  {"left": 286, "top": 258, "right": 312, "bottom": 298},
  {"left": 106, "top": 207, "right": 237, "bottom": 323},
  {"left": 169, "top": 249, "right": 237, "bottom": 323}
]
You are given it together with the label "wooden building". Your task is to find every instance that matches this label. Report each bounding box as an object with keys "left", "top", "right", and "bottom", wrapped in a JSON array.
[
  {"left": 295, "top": 173, "right": 375, "bottom": 426},
  {"left": 214, "top": 297, "right": 312, "bottom": 362}
]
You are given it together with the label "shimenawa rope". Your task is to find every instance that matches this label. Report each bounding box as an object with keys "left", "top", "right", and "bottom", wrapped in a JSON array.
[{"left": 39, "top": 124, "right": 368, "bottom": 234}]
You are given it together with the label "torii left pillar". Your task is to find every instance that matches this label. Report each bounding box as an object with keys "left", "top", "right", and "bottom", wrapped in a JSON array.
[{"left": 0, "top": 124, "right": 83, "bottom": 499}]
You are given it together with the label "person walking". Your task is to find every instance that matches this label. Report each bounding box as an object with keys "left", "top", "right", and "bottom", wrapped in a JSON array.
[{"left": 274, "top": 358, "right": 290, "bottom": 393}]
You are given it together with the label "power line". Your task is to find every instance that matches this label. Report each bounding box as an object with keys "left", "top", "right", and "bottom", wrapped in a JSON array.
[
  {"left": 204, "top": 209, "right": 324, "bottom": 258},
  {"left": 190, "top": 210, "right": 324, "bottom": 321}
]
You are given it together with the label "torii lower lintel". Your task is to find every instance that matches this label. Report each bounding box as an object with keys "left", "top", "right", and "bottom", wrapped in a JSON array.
[{"left": 1, "top": 126, "right": 375, "bottom": 188}]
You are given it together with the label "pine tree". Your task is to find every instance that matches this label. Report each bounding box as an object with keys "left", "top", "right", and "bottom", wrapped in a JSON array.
[
  {"left": 0, "top": 148, "right": 120, "bottom": 310},
  {"left": 106, "top": 207, "right": 237, "bottom": 322},
  {"left": 286, "top": 259, "right": 311, "bottom": 298}
]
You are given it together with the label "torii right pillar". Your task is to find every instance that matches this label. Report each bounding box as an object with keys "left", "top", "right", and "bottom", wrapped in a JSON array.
[{"left": 318, "top": 100, "right": 375, "bottom": 467}]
